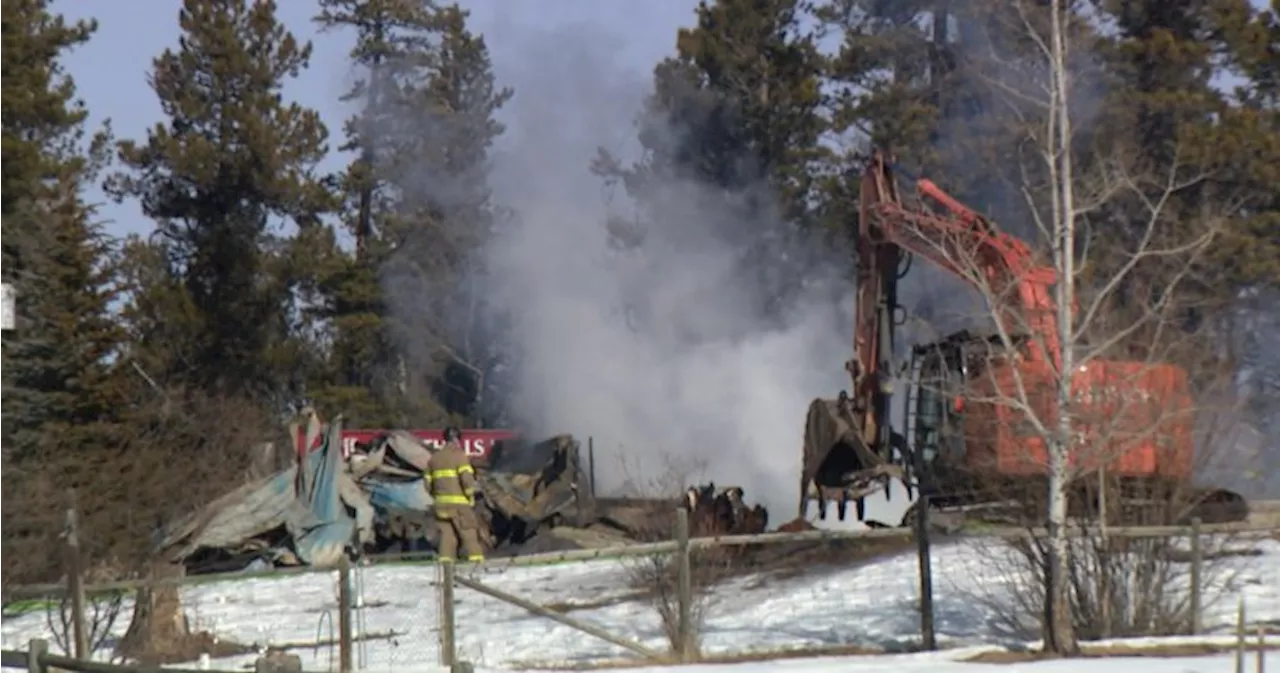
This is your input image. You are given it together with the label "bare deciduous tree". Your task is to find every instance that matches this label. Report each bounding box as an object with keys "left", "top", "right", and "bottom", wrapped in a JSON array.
[
  {"left": 898, "top": 147, "right": 1242, "bottom": 649},
  {"left": 877, "top": 0, "right": 1253, "bottom": 652},
  {"left": 954, "top": 364, "right": 1257, "bottom": 640},
  {"left": 609, "top": 453, "right": 728, "bottom": 659},
  {"left": 2, "top": 388, "right": 282, "bottom": 664},
  {"left": 46, "top": 590, "right": 123, "bottom": 658}
]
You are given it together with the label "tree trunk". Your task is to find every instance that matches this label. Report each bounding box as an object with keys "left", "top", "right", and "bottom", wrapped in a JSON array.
[
  {"left": 116, "top": 560, "right": 191, "bottom": 664},
  {"left": 1044, "top": 0, "right": 1080, "bottom": 655},
  {"left": 1044, "top": 441, "right": 1077, "bottom": 653}
]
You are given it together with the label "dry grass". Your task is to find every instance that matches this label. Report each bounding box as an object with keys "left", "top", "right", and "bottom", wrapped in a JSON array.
[
  {"left": 1253, "top": 504, "right": 1280, "bottom": 539},
  {"left": 965, "top": 639, "right": 1279, "bottom": 663},
  {"left": 2, "top": 389, "right": 287, "bottom": 664},
  {"left": 117, "top": 631, "right": 255, "bottom": 665},
  {"left": 542, "top": 591, "right": 650, "bottom": 614},
  {"left": 734, "top": 535, "right": 918, "bottom": 583},
  {"left": 510, "top": 638, "right": 1278, "bottom": 670},
  {"left": 510, "top": 538, "right": 929, "bottom": 671},
  {"left": 509, "top": 643, "right": 889, "bottom": 670}
]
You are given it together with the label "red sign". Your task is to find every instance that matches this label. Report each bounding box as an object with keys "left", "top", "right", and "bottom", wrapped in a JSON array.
[{"left": 296, "top": 428, "right": 523, "bottom": 463}]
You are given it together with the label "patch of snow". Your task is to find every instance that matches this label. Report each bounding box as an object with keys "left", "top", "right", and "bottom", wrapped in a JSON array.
[
  {"left": 518, "top": 651, "right": 1267, "bottom": 673},
  {"left": 3, "top": 538, "right": 1276, "bottom": 671}
]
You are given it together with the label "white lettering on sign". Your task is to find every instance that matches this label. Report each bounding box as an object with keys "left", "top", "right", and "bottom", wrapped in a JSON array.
[
  {"left": 332, "top": 434, "right": 495, "bottom": 460},
  {"left": 421, "top": 439, "right": 489, "bottom": 457}
]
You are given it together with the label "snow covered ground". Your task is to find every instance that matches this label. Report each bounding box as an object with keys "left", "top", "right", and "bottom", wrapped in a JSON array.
[
  {"left": 543, "top": 651, "right": 1265, "bottom": 673},
  {"left": 3, "top": 536, "right": 1277, "bottom": 672}
]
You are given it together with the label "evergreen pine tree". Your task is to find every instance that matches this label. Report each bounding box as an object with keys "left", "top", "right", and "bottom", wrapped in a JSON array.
[
  {"left": 314, "top": 0, "right": 510, "bottom": 426},
  {"left": 1, "top": 0, "right": 125, "bottom": 459},
  {"left": 595, "top": 0, "right": 827, "bottom": 320},
  {"left": 107, "top": 0, "right": 334, "bottom": 404}
]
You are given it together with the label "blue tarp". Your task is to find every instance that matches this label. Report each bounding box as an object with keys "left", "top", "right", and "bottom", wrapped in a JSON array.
[{"left": 288, "top": 420, "right": 354, "bottom": 566}]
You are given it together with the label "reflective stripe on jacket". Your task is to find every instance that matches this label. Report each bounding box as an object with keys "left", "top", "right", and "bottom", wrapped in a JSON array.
[{"left": 426, "top": 443, "right": 477, "bottom": 506}]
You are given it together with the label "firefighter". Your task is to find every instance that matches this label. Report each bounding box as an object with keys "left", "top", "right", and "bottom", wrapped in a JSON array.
[{"left": 425, "top": 426, "right": 486, "bottom": 563}]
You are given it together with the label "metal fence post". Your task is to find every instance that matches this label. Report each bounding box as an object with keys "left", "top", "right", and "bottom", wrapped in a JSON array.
[
  {"left": 1236, "top": 597, "right": 1247, "bottom": 673},
  {"left": 587, "top": 437, "right": 596, "bottom": 499},
  {"left": 354, "top": 558, "right": 369, "bottom": 670},
  {"left": 1189, "top": 517, "right": 1202, "bottom": 635},
  {"left": 1256, "top": 625, "right": 1266, "bottom": 673},
  {"left": 337, "top": 557, "right": 353, "bottom": 673}
]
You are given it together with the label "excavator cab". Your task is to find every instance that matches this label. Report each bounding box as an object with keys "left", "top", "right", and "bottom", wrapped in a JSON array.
[
  {"left": 906, "top": 333, "right": 983, "bottom": 474},
  {"left": 906, "top": 330, "right": 1022, "bottom": 478}
]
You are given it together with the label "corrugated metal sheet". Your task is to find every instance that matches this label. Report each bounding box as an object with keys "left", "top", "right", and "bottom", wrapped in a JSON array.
[
  {"left": 385, "top": 430, "right": 432, "bottom": 471},
  {"left": 192, "top": 469, "right": 302, "bottom": 548},
  {"left": 160, "top": 416, "right": 432, "bottom": 568},
  {"left": 366, "top": 479, "right": 432, "bottom": 512},
  {"left": 289, "top": 420, "right": 355, "bottom": 566}
]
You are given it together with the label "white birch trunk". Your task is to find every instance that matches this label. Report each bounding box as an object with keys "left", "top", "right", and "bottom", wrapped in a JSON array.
[{"left": 1045, "top": 0, "right": 1079, "bottom": 653}]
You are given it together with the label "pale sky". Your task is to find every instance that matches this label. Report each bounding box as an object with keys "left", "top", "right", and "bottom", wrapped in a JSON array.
[
  {"left": 53, "top": 0, "right": 1271, "bottom": 240},
  {"left": 52, "top": 0, "right": 701, "bottom": 239}
]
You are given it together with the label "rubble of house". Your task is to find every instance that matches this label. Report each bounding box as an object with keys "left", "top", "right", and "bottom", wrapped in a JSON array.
[{"left": 156, "top": 413, "right": 771, "bottom": 572}]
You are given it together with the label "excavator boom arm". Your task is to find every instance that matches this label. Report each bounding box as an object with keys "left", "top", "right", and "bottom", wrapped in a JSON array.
[
  {"left": 856, "top": 153, "right": 1061, "bottom": 374},
  {"left": 805, "top": 151, "right": 1063, "bottom": 517}
]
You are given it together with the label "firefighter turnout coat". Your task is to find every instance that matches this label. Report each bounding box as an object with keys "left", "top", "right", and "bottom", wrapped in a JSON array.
[{"left": 425, "top": 442, "right": 485, "bottom": 562}]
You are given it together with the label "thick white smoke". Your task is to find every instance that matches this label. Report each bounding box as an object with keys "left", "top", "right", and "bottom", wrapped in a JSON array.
[{"left": 478, "top": 27, "right": 853, "bottom": 517}]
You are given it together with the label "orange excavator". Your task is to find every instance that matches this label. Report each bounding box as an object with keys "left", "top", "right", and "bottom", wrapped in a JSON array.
[{"left": 800, "top": 151, "right": 1248, "bottom": 526}]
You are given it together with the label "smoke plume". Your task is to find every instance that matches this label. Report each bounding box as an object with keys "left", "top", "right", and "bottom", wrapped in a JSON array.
[{"left": 476, "top": 26, "right": 852, "bottom": 516}]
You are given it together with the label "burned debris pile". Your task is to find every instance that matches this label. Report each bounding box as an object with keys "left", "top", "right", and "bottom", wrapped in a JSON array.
[{"left": 158, "top": 415, "right": 774, "bottom": 573}]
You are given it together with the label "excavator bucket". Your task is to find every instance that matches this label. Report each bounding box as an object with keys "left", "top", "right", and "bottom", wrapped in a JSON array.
[
  {"left": 802, "top": 397, "right": 907, "bottom": 522},
  {"left": 802, "top": 397, "right": 854, "bottom": 490}
]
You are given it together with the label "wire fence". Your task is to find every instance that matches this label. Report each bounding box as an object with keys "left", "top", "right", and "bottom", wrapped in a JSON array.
[{"left": 2, "top": 515, "right": 1277, "bottom": 672}]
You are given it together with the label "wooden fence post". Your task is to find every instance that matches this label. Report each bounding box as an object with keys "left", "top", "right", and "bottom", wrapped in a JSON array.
[
  {"left": 674, "top": 508, "right": 693, "bottom": 662},
  {"left": 27, "top": 639, "right": 47, "bottom": 673},
  {"left": 913, "top": 494, "right": 936, "bottom": 651},
  {"left": 439, "top": 562, "right": 457, "bottom": 668},
  {"left": 1189, "top": 517, "right": 1202, "bottom": 635},
  {"left": 337, "top": 557, "right": 353, "bottom": 673},
  {"left": 64, "top": 502, "right": 88, "bottom": 659}
]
